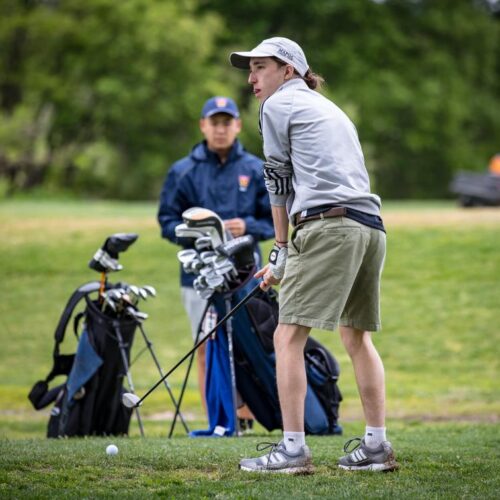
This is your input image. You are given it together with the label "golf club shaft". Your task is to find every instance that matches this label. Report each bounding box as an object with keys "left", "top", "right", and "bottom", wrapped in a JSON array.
[
  {"left": 98, "top": 271, "right": 107, "bottom": 305},
  {"left": 134, "top": 282, "right": 261, "bottom": 407}
]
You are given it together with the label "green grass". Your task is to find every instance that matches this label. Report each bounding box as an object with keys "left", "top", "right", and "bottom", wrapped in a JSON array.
[
  {"left": 1, "top": 199, "right": 499, "bottom": 497},
  {"left": 1, "top": 422, "right": 499, "bottom": 498}
]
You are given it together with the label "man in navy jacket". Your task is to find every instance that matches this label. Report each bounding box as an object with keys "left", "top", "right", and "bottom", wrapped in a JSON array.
[{"left": 157, "top": 96, "right": 274, "bottom": 414}]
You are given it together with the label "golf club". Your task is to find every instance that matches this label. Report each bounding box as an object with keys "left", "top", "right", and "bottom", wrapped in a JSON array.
[
  {"left": 122, "top": 282, "right": 262, "bottom": 409},
  {"left": 182, "top": 207, "right": 226, "bottom": 248},
  {"left": 174, "top": 224, "right": 209, "bottom": 241},
  {"left": 194, "top": 236, "right": 213, "bottom": 251},
  {"left": 88, "top": 233, "right": 139, "bottom": 306},
  {"left": 142, "top": 285, "right": 157, "bottom": 297}
]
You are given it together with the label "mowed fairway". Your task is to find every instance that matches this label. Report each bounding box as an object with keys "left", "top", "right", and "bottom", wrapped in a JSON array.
[{"left": 0, "top": 200, "right": 499, "bottom": 498}]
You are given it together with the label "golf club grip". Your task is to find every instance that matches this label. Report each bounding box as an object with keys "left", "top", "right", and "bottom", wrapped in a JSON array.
[{"left": 136, "top": 282, "right": 262, "bottom": 406}]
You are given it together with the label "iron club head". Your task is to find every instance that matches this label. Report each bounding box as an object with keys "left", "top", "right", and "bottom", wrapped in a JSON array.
[{"left": 142, "top": 285, "right": 156, "bottom": 297}]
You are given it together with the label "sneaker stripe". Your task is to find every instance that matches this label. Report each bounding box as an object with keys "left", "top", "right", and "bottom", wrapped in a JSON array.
[
  {"left": 269, "top": 452, "right": 286, "bottom": 464},
  {"left": 351, "top": 449, "right": 368, "bottom": 463}
]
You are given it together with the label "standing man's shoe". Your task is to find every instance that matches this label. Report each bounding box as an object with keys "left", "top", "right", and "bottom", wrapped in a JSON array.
[
  {"left": 338, "top": 438, "right": 398, "bottom": 472},
  {"left": 239, "top": 441, "right": 314, "bottom": 474}
]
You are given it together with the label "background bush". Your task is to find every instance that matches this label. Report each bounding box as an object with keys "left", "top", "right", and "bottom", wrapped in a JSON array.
[{"left": 1, "top": 0, "right": 499, "bottom": 199}]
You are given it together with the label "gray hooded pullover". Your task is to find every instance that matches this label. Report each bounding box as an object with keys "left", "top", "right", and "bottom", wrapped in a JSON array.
[{"left": 259, "top": 78, "right": 381, "bottom": 220}]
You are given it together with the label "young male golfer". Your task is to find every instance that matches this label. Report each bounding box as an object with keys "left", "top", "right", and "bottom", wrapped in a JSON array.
[{"left": 230, "top": 37, "right": 398, "bottom": 473}]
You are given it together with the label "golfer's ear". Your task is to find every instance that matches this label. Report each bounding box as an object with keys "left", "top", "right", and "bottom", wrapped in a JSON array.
[{"left": 285, "top": 65, "right": 295, "bottom": 80}]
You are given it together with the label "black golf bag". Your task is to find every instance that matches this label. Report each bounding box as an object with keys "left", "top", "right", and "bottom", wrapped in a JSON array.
[
  {"left": 233, "top": 288, "right": 342, "bottom": 435},
  {"left": 28, "top": 282, "right": 136, "bottom": 437},
  {"left": 195, "top": 287, "right": 343, "bottom": 436}
]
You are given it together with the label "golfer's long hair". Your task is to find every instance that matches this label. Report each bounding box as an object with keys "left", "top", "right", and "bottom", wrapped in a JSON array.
[
  {"left": 303, "top": 69, "right": 324, "bottom": 90},
  {"left": 271, "top": 57, "right": 325, "bottom": 91}
]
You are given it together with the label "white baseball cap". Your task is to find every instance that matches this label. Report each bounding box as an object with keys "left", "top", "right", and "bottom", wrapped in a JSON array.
[{"left": 230, "top": 37, "right": 309, "bottom": 77}]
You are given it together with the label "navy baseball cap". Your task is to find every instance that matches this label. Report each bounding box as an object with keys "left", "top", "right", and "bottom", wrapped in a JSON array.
[{"left": 201, "top": 96, "right": 240, "bottom": 118}]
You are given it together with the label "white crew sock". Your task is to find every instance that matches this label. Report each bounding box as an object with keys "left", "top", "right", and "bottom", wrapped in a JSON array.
[
  {"left": 283, "top": 431, "right": 306, "bottom": 453},
  {"left": 364, "top": 426, "right": 386, "bottom": 449}
]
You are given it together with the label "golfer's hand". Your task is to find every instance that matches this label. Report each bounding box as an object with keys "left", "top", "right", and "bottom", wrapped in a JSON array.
[
  {"left": 224, "top": 218, "right": 246, "bottom": 237},
  {"left": 255, "top": 264, "right": 281, "bottom": 290}
]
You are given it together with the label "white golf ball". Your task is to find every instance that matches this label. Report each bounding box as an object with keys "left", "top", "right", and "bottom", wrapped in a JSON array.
[{"left": 106, "top": 444, "right": 118, "bottom": 456}]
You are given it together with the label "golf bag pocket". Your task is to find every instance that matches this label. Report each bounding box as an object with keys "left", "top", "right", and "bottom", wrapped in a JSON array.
[
  {"left": 28, "top": 381, "right": 64, "bottom": 410},
  {"left": 28, "top": 352, "right": 75, "bottom": 410}
]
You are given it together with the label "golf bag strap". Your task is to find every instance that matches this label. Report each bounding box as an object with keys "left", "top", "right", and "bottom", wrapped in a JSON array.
[
  {"left": 53, "top": 281, "right": 101, "bottom": 355},
  {"left": 73, "top": 312, "right": 85, "bottom": 338}
]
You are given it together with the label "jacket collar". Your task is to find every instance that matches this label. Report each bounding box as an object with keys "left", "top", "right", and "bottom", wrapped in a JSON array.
[
  {"left": 276, "top": 77, "right": 307, "bottom": 93},
  {"left": 190, "top": 139, "right": 244, "bottom": 164}
]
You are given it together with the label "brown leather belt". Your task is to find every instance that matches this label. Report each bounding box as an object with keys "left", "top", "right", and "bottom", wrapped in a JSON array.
[{"left": 294, "top": 206, "right": 347, "bottom": 226}]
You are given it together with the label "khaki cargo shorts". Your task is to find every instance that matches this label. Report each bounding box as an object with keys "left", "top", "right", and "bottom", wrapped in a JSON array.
[{"left": 279, "top": 216, "right": 386, "bottom": 332}]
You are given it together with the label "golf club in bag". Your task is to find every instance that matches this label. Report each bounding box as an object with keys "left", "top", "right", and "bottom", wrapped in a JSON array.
[
  {"left": 170, "top": 209, "right": 259, "bottom": 436},
  {"left": 28, "top": 233, "right": 188, "bottom": 437}
]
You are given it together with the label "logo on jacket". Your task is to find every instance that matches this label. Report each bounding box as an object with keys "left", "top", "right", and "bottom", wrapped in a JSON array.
[{"left": 238, "top": 175, "right": 250, "bottom": 192}]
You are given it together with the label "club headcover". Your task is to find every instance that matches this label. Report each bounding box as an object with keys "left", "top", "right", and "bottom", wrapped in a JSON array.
[
  {"left": 216, "top": 234, "right": 255, "bottom": 269},
  {"left": 88, "top": 233, "right": 138, "bottom": 273}
]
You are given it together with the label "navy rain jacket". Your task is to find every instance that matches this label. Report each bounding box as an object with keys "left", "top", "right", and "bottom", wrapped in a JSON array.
[{"left": 158, "top": 140, "right": 275, "bottom": 287}]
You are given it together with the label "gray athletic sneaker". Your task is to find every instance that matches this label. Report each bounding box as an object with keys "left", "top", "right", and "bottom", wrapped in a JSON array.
[
  {"left": 338, "top": 437, "right": 398, "bottom": 472},
  {"left": 239, "top": 441, "right": 314, "bottom": 474}
]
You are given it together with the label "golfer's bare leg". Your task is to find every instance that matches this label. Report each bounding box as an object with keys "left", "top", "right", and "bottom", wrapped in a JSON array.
[
  {"left": 274, "top": 323, "right": 311, "bottom": 431},
  {"left": 340, "top": 326, "right": 385, "bottom": 427}
]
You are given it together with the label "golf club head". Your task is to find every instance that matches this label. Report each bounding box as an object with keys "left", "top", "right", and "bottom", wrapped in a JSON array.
[
  {"left": 142, "top": 285, "right": 156, "bottom": 297},
  {"left": 177, "top": 249, "right": 198, "bottom": 264},
  {"left": 206, "top": 274, "right": 225, "bottom": 290},
  {"left": 182, "top": 207, "right": 225, "bottom": 248},
  {"left": 122, "top": 392, "right": 142, "bottom": 408},
  {"left": 88, "top": 249, "right": 122, "bottom": 273},
  {"left": 199, "top": 251, "right": 216, "bottom": 264},
  {"left": 175, "top": 224, "right": 209, "bottom": 241},
  {"left": 189, "top": 258, "right": 203, "bottom": 273},
  {"left": 193, "top": 277, "right": 207, "bottom": 295},
  {"left": 125, "top": 306, "right": 148, "bottom": 322},
  {"left": 216, "top": 234, "right": 255, "bottom": 268},
  {"left": 88, "top": 233, "right": 139, "bottom": 273},
  {"left": 184, "top": 257, "right": 203, "bottom": 274},
  {"left": 194, "top": 236, "right": 213, "bottom": 251},
  {"left": 214, "top": 260, "right": 237, "bottom": 278},
  {"left": 102, "top": 293, "right": 118, "bottom": 312},
  {"left": 200, "top": 266, "right": 217, "bottom": 278}
]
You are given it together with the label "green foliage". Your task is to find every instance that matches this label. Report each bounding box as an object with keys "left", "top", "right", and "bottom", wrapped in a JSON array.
[
  {"left": 0, "top": 0, "right": 226, "bottom": 199},
  {"left": 0, "top": 1, "right": 499, "bottom": 198},
  {"left": 204, "top": 0, "right": 500, "bottom": 198}
]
